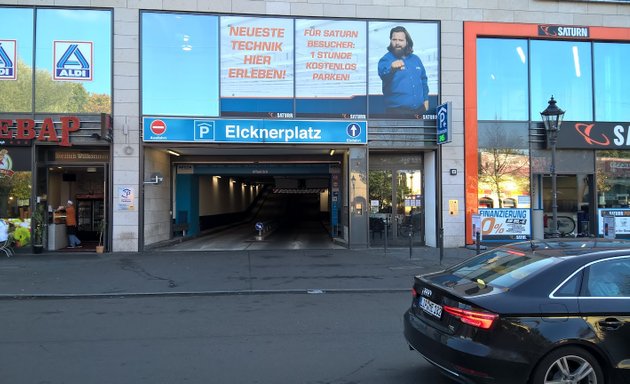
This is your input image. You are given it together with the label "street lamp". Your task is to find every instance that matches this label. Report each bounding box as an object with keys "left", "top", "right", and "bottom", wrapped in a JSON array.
[{"left": 540, "top": 96, "right": 565, "bottom": 238}]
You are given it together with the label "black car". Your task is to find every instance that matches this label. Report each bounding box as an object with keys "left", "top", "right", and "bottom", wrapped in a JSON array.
[{"left": 403, "top": 239, "right": 630, "bottom": 384}]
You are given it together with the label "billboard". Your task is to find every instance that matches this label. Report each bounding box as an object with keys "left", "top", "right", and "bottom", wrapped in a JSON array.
[{"left": 141, "top": 13, "right": 440, "bottom": 123}]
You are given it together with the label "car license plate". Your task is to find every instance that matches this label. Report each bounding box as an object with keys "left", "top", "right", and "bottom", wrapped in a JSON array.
[{"left": 420, "top": 297, "right": 443, "bottom": 319}]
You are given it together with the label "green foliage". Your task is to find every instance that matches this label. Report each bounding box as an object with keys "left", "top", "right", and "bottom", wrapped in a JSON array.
[
  {"left": 0, "top": 59, "right": 111, "bottom": 114},
  {"left": 0, "top": 60, "right": 33, "bottom": 112},
  {"left": 31, "top": 204, "right": 46, "bottom": 245}
]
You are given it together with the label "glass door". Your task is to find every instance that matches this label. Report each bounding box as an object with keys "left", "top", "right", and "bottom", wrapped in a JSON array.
[
  {"left": 369, "top": 168, "right": 424, "bottom": 246},
  {"left": 396, "top": 169, "right": 423, "bottom": 245}
]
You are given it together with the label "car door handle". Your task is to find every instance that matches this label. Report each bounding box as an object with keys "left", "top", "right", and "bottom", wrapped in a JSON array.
[{"left": 598, "top": 318, "right": 623, "bottom": 331}]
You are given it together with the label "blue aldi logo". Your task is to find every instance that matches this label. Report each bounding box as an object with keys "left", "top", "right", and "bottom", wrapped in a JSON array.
[
  {"left": 0, "top": 40, "right": 17, "bottom": 80},
  {"left": 53, "top": 41, "right": 93, "bottom": 81}
]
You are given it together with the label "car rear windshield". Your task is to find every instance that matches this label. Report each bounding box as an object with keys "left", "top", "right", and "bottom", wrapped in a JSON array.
[{"left": 450, "top": 248, "right": 558, "bottom": 289}]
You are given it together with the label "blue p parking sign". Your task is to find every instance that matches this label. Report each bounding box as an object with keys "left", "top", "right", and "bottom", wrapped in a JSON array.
[{"left": 436, "top": 102, "right": 451, "bottom": 145}]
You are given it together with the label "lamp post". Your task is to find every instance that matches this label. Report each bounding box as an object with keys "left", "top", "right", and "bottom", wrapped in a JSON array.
[{"left": 540, "top": 96, "right": 565, "bottom": 238}]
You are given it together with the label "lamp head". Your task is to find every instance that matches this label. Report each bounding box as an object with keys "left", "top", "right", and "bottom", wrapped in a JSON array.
[{"left": 540, "top": 96, "right": 565, "bottom": 133}]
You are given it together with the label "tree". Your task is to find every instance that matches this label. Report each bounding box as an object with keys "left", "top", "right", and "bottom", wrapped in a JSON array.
[
  {"left": 0, "top": 59, "right": 111, "bottom": 113},
  {"left": 478, "top": 126, "right": 530, "bottom": 208}
]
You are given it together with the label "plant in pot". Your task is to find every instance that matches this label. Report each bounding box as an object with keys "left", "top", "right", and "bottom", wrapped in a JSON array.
[
  {"left": 96, "top": 219, "right": 106, "bottom": 253},
  {"left": 31, "top": 204, "right": 46, "bottom": 254}
]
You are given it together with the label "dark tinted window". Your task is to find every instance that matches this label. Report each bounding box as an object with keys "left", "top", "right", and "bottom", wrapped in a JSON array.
[
  {"left": 555, "top": 272, "right": 582, "bottom": 297},
  {"left": 585, "top": 257, "right": 630, "bottom": 297},
  {"left": 450, "top": 248, "right": 557, "bottom": 288}
]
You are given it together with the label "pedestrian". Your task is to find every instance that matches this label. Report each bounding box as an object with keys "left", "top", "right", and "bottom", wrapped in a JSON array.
[
  {"left": 64, "top": 200, "right": 82, "bottom": 248},
  {"left": 378, "top": 25, "right": 430, "bottom": 118}
]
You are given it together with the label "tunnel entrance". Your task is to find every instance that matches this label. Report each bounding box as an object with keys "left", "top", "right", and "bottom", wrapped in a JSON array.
[{"left": 167, "top": 160, "right": 344, "bottom": 251}]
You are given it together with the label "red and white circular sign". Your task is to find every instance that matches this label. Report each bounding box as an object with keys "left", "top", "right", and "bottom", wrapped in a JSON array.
[{"left": 150, "top": 119, "right": 167, "bottom": 135}]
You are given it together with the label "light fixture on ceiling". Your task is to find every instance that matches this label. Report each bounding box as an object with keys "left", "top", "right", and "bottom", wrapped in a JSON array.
[
  {"left": 167, "top": 150, "right": 180, "bottom": 157},
  {"left": 329, "top": 149, "right": 335, "bottom": 156}
]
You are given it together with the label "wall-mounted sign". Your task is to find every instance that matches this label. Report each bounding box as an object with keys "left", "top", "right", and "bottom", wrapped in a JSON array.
[
  {"left": 0, "top": 39, "right": 17, "bottom": 80},
  {"left": 538, "top": 25, "right": 589, "bottom": 38},
  {"left": 54, "top": 150, "right": 109, "bottom": 162},
  {"left": 556, "top": 122, "right": 630, "bottom": 149},
  {"left": 117, "top": 187, "right": 135, "bottom": 211},
  {"left": 53, "top": 41, "right": 94, "bottom": 81},
  {"left": 143, "top": 117, "right": 367, "bottom": 144},
  {"left": 0, "top": 116, "right": 81, "bottom": 147},
  {"left": 0, "top": 148, "right": 15, "bottom": 178}
]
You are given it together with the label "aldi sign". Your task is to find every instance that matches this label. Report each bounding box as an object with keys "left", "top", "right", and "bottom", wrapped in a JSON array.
[
  {"left": 53, "top": 41, "right": 93, "bottom": 81},
  {"left": 0, "top": 40, "right": 17, "bottom": 80}
]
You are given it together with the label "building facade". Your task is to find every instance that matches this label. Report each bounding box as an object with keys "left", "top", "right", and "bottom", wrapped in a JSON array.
[{"left": 0, "top": 0, "right": 628, "bottom": 252}]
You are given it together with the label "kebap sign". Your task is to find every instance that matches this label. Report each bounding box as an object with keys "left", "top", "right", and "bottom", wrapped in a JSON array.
[{"left": 143, "top": 118, "right": 367, "bottom": 144}]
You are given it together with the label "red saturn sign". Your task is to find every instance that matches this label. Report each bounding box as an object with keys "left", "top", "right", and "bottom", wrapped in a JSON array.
[
  {"left": 150, "top": 119, "right": 167, "bottom": 135},
  {"left": 556, "top": 121, "right": 630, "bottom": 149}
]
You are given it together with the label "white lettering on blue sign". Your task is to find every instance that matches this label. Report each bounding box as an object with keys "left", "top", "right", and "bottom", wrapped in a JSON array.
[
  {"left": 225, "top": 125, "right": 322, "bottom": 142},
  {"left": 194, "top": 121, "right": 215, "bottom": 141},
  {"left": 346, "top": 123, "right": 361, "bottom": 138},
  {"left": 54, "top": 41, "right": 93, "bottom": 81},
  {"left": 0, "top": 40, "right": 17, "bottom": 80}
]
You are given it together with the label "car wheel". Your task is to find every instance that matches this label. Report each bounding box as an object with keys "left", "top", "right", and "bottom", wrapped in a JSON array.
[{"left": 531, "top": 346, "right": 604, "bottom": 384}]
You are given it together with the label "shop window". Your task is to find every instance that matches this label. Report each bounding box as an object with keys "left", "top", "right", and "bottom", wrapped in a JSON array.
[
  {"left": 34, "top": 8, "right": 112, "bottom": 114},
  {"left": 476, "top": 38, "right": 528, "bottom": 121},
  {"left": 530, "top": 40, "right": 593, "bottom": 122},
  {"left": 478, "top": 146, "right": 530, "bottom": 209},
  {"left": 594, "top": 42, "right": 630, "bottom": 122},
  {"left": 596, "top": 151, "right": 630, "bottom": 208},
  {"left": 0, "top": 7, "right": 34, "bottom": 113}
]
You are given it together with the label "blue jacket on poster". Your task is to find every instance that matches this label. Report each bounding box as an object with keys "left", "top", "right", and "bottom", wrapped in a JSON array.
[{"left": 378, "top": 51, "right": 429, "bottom": 111}]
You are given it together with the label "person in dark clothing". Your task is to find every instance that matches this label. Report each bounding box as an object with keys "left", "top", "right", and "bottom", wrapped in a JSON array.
[{"left": 378, "top": 26, "right": 430, "bottom": 118}]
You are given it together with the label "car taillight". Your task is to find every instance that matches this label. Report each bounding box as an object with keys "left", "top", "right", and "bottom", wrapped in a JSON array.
[
  {"left": 411, "top": 287, "right": 419, "bottom": 298},
  {"left": 443, "top": 305, "right": 498, "bottom": 329}
]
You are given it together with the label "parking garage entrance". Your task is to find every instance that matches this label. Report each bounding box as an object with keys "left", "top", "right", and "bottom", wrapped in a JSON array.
[{"left": 170, "top": 159, "right": 344, "bottom": 250}]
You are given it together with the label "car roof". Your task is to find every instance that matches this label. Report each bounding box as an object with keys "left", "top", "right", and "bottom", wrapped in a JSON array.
[{"left": 495, "top": 238, "right": 630, "bottom": 259}]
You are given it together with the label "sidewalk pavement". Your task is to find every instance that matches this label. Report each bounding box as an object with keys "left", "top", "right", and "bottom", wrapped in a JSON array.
[{"left": 0, "top": 246, "right": 480, "bottom": 299}]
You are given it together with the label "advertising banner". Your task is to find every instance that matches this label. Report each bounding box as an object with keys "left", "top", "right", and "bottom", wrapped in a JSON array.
[
  {"left": 294, "top": 19, "right": 367, "bottom": 118},
  {"left": 478, "top": 208, "right": 531, "bottom": 241},
  {"left": 141, "top": 12, "right": 440, "bottom": 121},
  {"left": 220, "top": 16, "right": 294, "bottom": 117},
  {"left": 598, "top": 209, "right": 630, "bottom": 238},
  {"left": 143, "top": 117, "right": 367, "bottom": 144},
  {"left": 367, "top": 21, "right": 439, "bottom": 120}
]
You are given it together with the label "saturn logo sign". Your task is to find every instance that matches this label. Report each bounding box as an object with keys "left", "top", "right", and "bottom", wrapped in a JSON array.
[{"left": 150, "top": 120, "right": 167, "bottom": 136}]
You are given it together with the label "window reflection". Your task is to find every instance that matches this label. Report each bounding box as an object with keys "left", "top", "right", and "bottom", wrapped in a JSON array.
[
  {"left": 0, "top": 7, "right": 34, "bottom": 113},
  {"left": 142, "top": 12, "right": 220, "bottom": 116},
  {"left": 35, "top": 8, "right": 112, "bottom": 114},
  {"left": 477, "top": 38, "right": 528, "bottom": 120},
  {"left": 478, "top": 123, "right": 530, "bottom": 210},
  {"left": 596, "top": 151, "right": 630, "bottom": 209},
  {"left": 530, "top": 40, "right": 592, "bottom": 121},
  {"left": 594, "top": 43, "right": 630, "bottom": 122}
]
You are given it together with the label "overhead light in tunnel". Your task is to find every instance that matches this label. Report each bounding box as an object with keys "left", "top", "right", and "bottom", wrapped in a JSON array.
[
  {"left": 167, "top": 150, "right": 180, "bottom": 157},
  {"left": 329, "top": 149, "right": 335, "bottom": 156}
]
